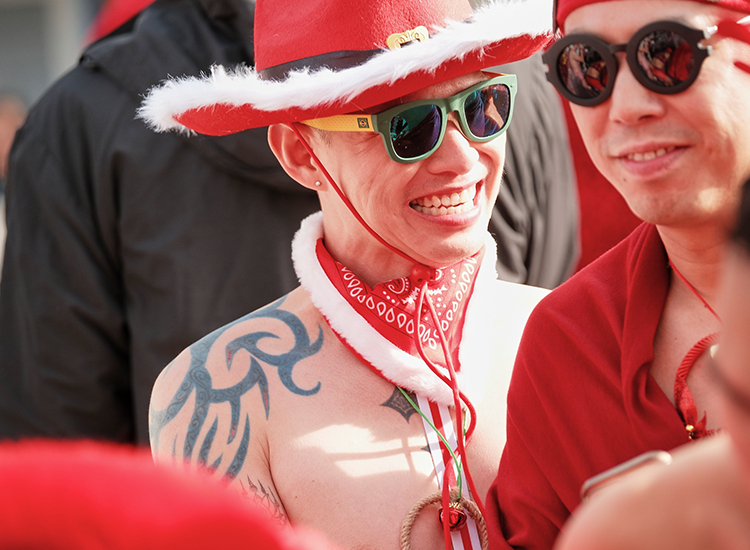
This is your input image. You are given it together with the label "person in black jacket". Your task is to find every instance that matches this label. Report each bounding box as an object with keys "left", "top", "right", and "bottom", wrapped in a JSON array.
[{"left": 0, "top": 0, "right": 578, "bottom": 446}]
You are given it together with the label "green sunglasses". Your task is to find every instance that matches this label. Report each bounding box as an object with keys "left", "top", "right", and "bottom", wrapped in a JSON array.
[{"left": 301, "top": 73, "right": 517, "bottom": 163}]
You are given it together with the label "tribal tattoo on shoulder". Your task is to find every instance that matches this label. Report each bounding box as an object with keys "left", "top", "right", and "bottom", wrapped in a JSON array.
[{"left": 150, "top": 297, "right": 323, "bottom": 479}]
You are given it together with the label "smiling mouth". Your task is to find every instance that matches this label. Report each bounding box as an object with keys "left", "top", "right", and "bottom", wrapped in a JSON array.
[
  {"left": 410, "top": 186, "right": 477, "bottom": 216},
  {"left": 625, "top": 146, "right": 676, "bottom": 162}
]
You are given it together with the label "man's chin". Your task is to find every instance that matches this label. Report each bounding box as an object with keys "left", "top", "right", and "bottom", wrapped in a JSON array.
[{"left": 413, "top": 234, "right": 487, "bottom": 269}]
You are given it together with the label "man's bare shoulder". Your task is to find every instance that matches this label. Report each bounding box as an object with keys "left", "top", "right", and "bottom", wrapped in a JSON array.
[
  {"left": 148, "top": 289, "right": 324, "bottom": 520},
  {"left": 149, "top": 288, "right": 323, "bottom": 458}
]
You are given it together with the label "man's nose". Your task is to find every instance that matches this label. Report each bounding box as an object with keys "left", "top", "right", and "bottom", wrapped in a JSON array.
[
  {"left": 607, "top": 53, "right": 667, "bottom": 124},
  {"left": 427, "top": 114, "right": 480, "bottom": 172}
]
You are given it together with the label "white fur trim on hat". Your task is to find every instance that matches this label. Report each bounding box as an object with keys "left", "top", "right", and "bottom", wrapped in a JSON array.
[{"left": 139, "top": 0, "right": 553, "bottom": 133}]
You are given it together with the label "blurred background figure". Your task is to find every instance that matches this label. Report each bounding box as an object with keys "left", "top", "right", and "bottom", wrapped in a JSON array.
[
  {"left": 0, "top": 438, "right": 335, "bottom": 550},
  {"left": 0, "top": 0, "right": 321, "bottom": 444},
  {"left": 0, "top": 93, "right": 27, "bottom": 276},
  {"left": 85, "top": 0, "right": 154, "bottom": 41},
  {"left": 554, "top": 176, "right": 750, "bottom": 550},
  {"left": 0, "top": 93, "right": 26, "bottom": 188},
  {"left": 492, "top": 52, "right": 580, "bottom": 289}
]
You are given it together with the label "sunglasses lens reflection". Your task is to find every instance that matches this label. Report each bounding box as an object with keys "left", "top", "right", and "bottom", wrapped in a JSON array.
[
  {"left": 389, "top": 83, "right": 511, "bottom": 160},
  {"left": 556, "top": 28, "right": 698, "bottom": 102},
  {"left": 558, "top": 43, "right": 609, "bottom": 100},
  {"left": 637, "top": 30, "right": 694, "bottom": 87},
  {"left": 464, "top": 84, "right": 511, "bottom": 139},
  {"left": 390, "top": 105, "right": 441, "bottom": 159}
]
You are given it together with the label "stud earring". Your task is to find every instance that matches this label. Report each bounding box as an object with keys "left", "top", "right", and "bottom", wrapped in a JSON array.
[{"left": 315, "top": 181, "right": 321, "bottom": 187}]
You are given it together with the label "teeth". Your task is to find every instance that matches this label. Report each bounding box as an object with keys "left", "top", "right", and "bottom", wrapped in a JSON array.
[
  {"left": 626, "top": 147, "right": 674, "bottom": 162},
  {"left": 411, "top": 202, "right": 474, "bottom": 216},
  {"left": 411, "top": 186, "right": 477, "bottom": 216}
]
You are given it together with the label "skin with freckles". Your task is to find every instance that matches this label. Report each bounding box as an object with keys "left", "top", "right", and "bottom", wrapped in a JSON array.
[
  {"left": 553, "top": 434, "right": 750, "bottom": 550},
  {"left": 149, "top": 72, "right": 546, "bottom": 550},
  {"left": 715, "top": 247, "right": 750, "bottom": 472}
]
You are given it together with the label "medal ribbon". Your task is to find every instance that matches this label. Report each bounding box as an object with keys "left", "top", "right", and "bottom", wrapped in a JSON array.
[{"left": 418, "top": 394, "right": 482, "bottom": 550}]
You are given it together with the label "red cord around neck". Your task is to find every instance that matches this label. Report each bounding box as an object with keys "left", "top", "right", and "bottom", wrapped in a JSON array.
[
  {"left": 291, "top": 123, "right": 419, "bottom": 266},
  {"left": 668, "top": 259, "right": 722, "bottom": 440},
  {"left": 291, "top": 122, "right": 485, "bottom": 523},
  {"left": 668, "top": 259, "right": 720, "bottom": 321}
]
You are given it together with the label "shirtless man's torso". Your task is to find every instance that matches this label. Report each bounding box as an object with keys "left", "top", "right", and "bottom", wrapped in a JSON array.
[{"left": 150, "top": 224, "right": 546, "bottom": 549}]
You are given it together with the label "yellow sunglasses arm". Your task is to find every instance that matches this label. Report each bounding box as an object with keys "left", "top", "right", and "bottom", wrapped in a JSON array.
[{"left": 300, "top": 114, "right": 377, "bottom": 132}]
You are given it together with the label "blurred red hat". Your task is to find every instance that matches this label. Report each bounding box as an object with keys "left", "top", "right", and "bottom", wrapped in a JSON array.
[
  {"left": 86, "top": 0, "right": 155, "bottom": 43},
  {"left": 0, "top": 439, "right": 334, "bottom": 550}
]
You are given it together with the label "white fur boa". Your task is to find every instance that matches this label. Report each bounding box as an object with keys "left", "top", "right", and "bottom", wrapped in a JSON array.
[{"left": 291, "top": 212, "right": 498, "bottom": 406}]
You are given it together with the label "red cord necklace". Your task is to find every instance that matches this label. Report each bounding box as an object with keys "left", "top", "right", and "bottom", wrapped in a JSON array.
[
  {"left": 291, "top": 124, "right": 485, "bottom": 550},
  {"left": 669, "top": 259, "right": 721, "bottom": 440}
]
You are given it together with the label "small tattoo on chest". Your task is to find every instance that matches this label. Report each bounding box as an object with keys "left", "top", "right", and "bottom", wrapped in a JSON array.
[{"left": 381, "top": 386, "right": 418, "bottom": 422}]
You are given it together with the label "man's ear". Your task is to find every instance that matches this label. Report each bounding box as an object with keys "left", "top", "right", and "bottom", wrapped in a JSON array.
[{"left": 268, "top": 123, "right": 321, "bottom": 191}]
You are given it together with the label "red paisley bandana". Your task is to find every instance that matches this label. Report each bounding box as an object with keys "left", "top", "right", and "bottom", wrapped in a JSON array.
[{"left": 315, "top": 239, "right": 483, "bottom": 369}]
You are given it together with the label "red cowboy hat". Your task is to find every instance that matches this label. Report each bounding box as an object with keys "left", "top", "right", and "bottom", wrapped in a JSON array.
[{"left": 139, "top": 0, "right": 554, "bottom": 136}]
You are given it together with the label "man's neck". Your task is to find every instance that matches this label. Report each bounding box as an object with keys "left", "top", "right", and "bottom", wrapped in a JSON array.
[
  {"left": 326, "top": 240, "right": 417, "bottom": 288},
  {"left": 321, "top": 221, "right": 476, "bottom": 288},
  {"left": 656, "top": 223, "right": 728, "bottom": 304},
  {"left": 651, "top": 223, "right": 726, "bottom": 430}
]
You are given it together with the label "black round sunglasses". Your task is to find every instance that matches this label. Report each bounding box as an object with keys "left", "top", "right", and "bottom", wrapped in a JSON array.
[{"left": 542, "top": 20, "right": 717, "bottom": 106}]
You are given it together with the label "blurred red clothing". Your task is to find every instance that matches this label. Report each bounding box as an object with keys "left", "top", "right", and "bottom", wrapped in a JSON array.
[
  {"left": 87, "top": 0, "right": 156, "bottom": 42},
  {"left": 0, "top": 439, "right": 335, "bottom": 550},
  {"left": 563, "top": 101, "right": 641, "bottom": 272}
]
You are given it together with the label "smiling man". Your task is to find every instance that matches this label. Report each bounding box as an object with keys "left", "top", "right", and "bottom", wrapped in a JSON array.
[
  {"left": 487, "top": 0, "right": 750, "bottom": 548},
  {"left": 139, "top": 1, "right": 551, "bottom": 549}
]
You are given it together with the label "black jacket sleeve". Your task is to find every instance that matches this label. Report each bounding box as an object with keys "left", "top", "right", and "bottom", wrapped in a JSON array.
[
  {"left": 0, "top": 0, "right": 320, "bottom": 444},
  {"left": 0, "top": 67, "right": 134, "bottom": 441}
]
